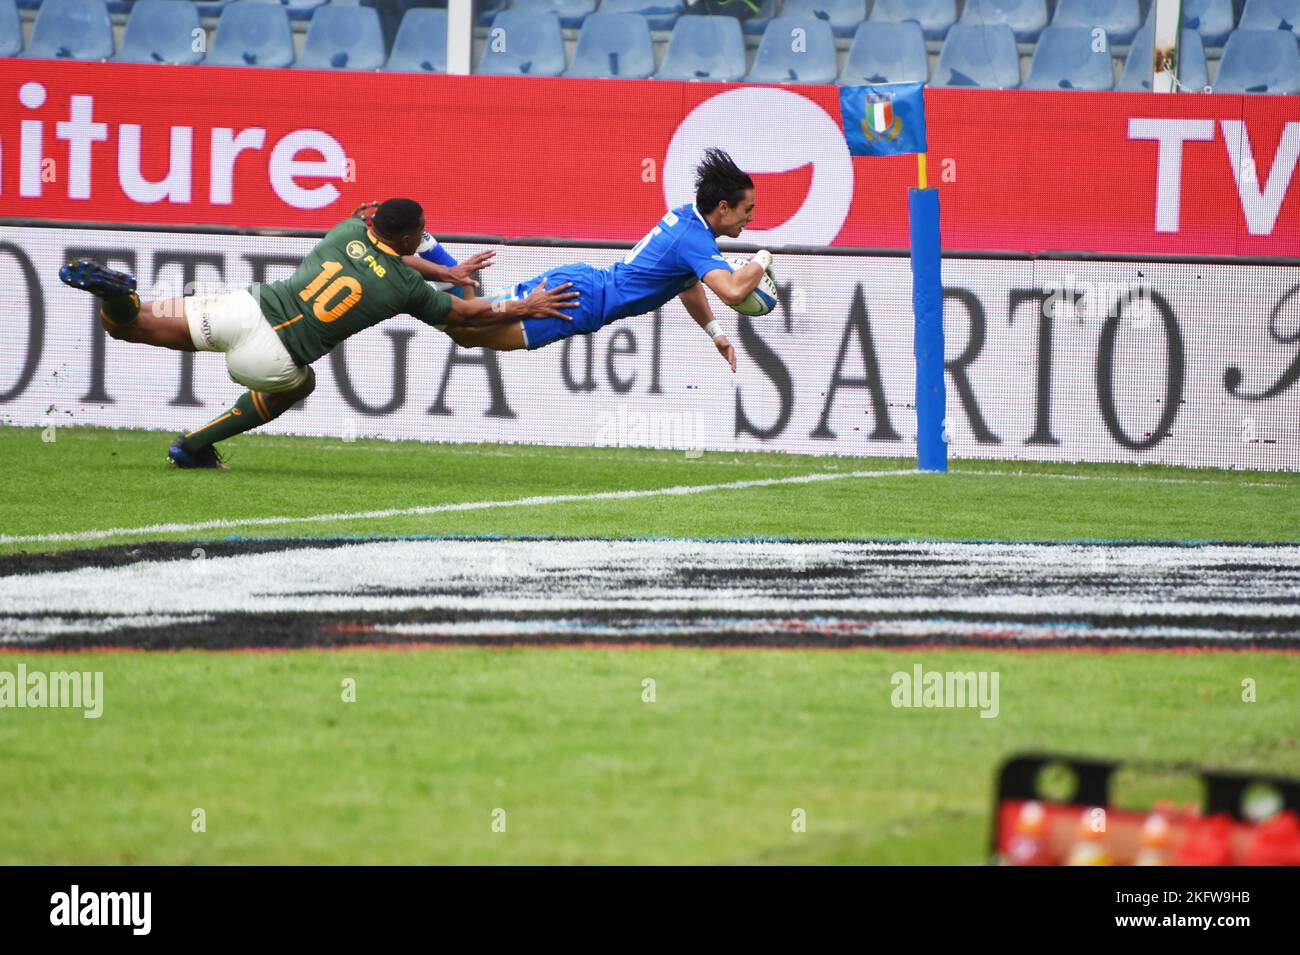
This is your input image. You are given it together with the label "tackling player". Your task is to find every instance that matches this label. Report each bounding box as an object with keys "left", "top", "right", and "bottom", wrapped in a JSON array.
[
  {"left": 405, "top": 148, "right": 773, "bottom": 374},
  {"left": 58, "top": 198, "right": 578, "bottom": 469}
]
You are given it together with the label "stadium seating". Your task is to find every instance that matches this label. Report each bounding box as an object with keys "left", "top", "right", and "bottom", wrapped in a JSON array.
[
  {"left": 384, "top": 7, "right": 447, "bottom": 72},
  {"left": 476, "top": 0, "right": 508, "bottom": 26},
  {"left": 510, "top": 0, "right": 597, "bottom": 30},
  {"left": 1, "top": 0, "right": 1295, "bottom": 92},
  {"left": 1239, "top": 0, "right": 1300, "bottom": 37},
  {"left": 779, "top": 0, "right": 864, "bottom": 38},
  {"left": 933, "top": 22, "right": 1021, "bottom": 87},
  {"left": 1023, "top": 24, "right": 1115, "bottom": 89},
  {"left": 566, "top": 12, "right": 655, "bottom": 77},
  {"left": 870, "top": 0, "right": 957, "bottom": 41},
  {"left": 1174, "top": 0, "right": 1236, "bottom": 47},
  {"left": 477, "top": 10, "right": 566, "bottom": 75},
  {"left": 1213, "top": 28, "right": 1300, "bottom": 93},
  {"left": 0, "top": 0, "right": 21, "bottom": 57},
  {"left": 733, "top": 0, "right": 777, "bottom": 36},
  {"left": 745, "top": 15, "right": 836, "bottom": 83},
  {"left": 838, "top": 19, "right": 928, "bottom": 84},
  {"left": 206, "top": 1, "right": 295, "bottom": 67},
  {"left": 596, "top": 0, "right": 680, "bottom": 31},
  {"left": 960, "top": 0, "right": 1049, "bottom": 43},
  {"left": 297, "top": 4, "right": 385, "bottom": 69},
  {"left": 1054, "top": 0, "right": 1142, "bottom": 46},
  {"left": 23, "top": 0, "right": 113, "bottom": 59},
  {"left": 280, "top": 0, "right": 329, "bottom": 21},
  {"left": 115, "top": 0, "right": 204, "bottom": 64},
  {"left": 1119, "top": 25, "right": 1209, "bottom": 91},
  {"left": 656, "top": 14, "right": 746, "bottom": 80},
  {"left": 195, "top": 0, "right": 231, "bottom": 16}
]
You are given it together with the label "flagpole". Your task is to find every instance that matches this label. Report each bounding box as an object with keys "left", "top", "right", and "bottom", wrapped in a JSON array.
[{"left": 839, "top": 83, "right": 946, "bottom": 473}]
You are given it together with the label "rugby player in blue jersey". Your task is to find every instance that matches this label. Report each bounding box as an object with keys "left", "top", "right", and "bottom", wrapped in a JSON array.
[{"left": 403, "top": 149, "right": 773, "bottom": 373}]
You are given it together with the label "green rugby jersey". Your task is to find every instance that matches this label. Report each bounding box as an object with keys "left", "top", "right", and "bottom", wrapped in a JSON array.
[{"left": 253, "top": 218, "right": 453, "bottom": 366}]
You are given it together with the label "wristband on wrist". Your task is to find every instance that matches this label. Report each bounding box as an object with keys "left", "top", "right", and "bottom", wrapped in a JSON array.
[
  {"left": 752, "top": 250, "right": 772, "bottom": 271},
  {"left": 704, "top": 320, "right": 721, "bottom": 338}
]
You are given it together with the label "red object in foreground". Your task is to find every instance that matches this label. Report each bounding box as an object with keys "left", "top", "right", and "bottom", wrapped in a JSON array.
[
  {"left": 1177, "top": 814, "right": 1237, "bottom": 866},
  {"left": 1242, "top": 811, "right": 1300, "bottom": 866}
]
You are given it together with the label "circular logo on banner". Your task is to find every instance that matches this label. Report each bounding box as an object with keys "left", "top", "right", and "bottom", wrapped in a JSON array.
[
  {"left": 664, "top": 88, "right": 853, "bottom": 248},
  {"left": 346, "top": 241, "right": 366, "bottom": 260}
]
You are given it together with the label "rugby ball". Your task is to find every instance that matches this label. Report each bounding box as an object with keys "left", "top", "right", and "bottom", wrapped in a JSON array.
[{"left": 731, "top": 269, "right": 779, "bottom": 317}]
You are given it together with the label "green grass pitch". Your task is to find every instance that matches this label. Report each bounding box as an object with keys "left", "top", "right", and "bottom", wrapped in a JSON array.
[{"left": 0, "top": 424, "right": 1297, "bottom": 864}]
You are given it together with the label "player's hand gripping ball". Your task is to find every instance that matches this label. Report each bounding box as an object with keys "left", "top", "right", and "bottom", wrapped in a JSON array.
[{"left": 729, "top": 251, "right": 778, "bottom": 317}]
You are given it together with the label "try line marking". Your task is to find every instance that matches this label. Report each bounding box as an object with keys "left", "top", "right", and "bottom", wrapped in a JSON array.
[{"left": 0, "top": 468, "right": 918, "bottom": 546}]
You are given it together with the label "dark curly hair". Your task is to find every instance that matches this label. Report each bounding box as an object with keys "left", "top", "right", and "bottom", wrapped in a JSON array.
[
  {"left": 373, "top": 198, "right": 424, "bottom": 237},
  {"left": 694, "top": 148, "right": 754, "bottom": 214}
]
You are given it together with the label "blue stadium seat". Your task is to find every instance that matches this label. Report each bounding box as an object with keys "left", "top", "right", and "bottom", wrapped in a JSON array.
[
  {"left": 477, "top": 0, "right": 508, "bottom": 25},
  {"left": 385, "top": 7, "right": 446, "bottom": 72},
  {"left": 780, "top": 0, "right": 865, "bottom": 38},
  {"left": 1213, "top": 28, "right": 1300, "bottom": 93},
  {"left": 1024, "top": 24, "right": 1115, "bottom": 88},
  {"left": 656, "top": 14, "right": 745, "bottom": 79},
  {"left": 745, "top": 16, "right": 837, "bottom": 83},
  {"left": 1239, "top": 0, "right": 1300, "bottom": 37},
  {"left": 298, "top": 4, "right": 385, "bottom": 69},
  {"left": 281, "top": 0, "right": 328, "bottom": 21},
  {"left": 0, "top": 0, "right": 21, "bottom": 57},
  {"left": 1054, "top": 0, "right": 1141, "bottom": 46},
  {"left": 211, "top": 0, "right": 327, "bottom": 18},
  {"left": 960, "top": 0, "right": 1048, "bottom": 43},
  {"left": 933, "top": 23, "right": 1020, "bottom": 86},
  {"left": 115, "top": 0, "right": 204, "bottom": 64},
  {"left": 510, "top": 0, "right": 597, "bottom": 30},
  {"left": 566, "top": 12, "right": 655, "bottom": 77},
  {"left": 477, "top": 10, "right": 566, "bottom": 75},
  {"left": 1119, "top": 25, "right": 1208, "bottom": 90},
  {"left": 1174, "top": 0, "right": 1236, "bottom": 47},
  {"left": 107, "top": 0, "right": 135, "bottom": 14},
  {"left": 870, "top": 0, "right": 957, "bottom": 41},
  {"left": 24, "top": 0, "right": 114, "bottom": 60},
  {"left": 839, "top": 19, "right": 928, "bottom": 83},
  {"left": 730, "top": 0, "right": 778, "bottom": 37},
  {"left": 207, "top": 1, "right": 294, "bottom": 66},
  {"left": 597, "top": 0, "right": 681, "bottom": 32}
]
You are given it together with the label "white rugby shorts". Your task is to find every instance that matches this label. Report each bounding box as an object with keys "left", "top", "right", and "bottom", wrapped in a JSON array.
[{"left": 185, "top": 290, "right": 311, "bottom": 394}]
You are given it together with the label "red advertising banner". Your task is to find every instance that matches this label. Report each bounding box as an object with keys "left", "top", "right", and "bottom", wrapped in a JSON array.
[{"left": 0, "top": 61, "right": 1297, "bottom": 257}]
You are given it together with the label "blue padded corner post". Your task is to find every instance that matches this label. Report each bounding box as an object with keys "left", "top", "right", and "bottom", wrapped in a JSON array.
[{"left": 909, "top": 186, "right": 947, "bottom": 472}]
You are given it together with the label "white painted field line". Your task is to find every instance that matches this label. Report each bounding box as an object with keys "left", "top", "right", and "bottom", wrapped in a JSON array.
[
  {"left": 962, "top": 469, "right": 1292, "bottom": 490},
  {"left": 0, "top": 468, "right": 918, "bottom": 546}
]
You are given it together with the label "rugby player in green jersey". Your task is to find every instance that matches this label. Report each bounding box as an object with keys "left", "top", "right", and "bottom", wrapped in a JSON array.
[{"left": 58, "top": 198, "right": 578, "bottom": 469}]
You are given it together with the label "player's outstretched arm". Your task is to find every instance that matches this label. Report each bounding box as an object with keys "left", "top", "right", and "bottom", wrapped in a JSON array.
[
  {"left": 701, "top": 250, "right": 771, "bottom": 307},
  {"left": 404, "top": 250, "right": 495, "bottom": 291},
  {"left": 445, "top": 278, "right": 579, "bottom": 328},
  {"left": 679, "top": 281, "right": 735, "bottom": 373}
]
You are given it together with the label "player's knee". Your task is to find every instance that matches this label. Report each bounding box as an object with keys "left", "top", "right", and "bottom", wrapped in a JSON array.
[{"left": 294, "top": 366, "right": 316, "bottom": 401}]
